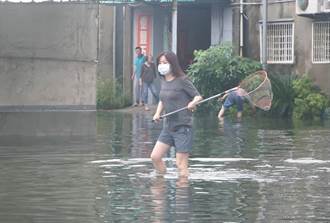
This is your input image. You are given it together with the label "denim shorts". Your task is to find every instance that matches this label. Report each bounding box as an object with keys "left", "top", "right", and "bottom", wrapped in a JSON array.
[
  {"left": 224, "top": 92, "right": 244, "bottom": 112},
  {"left": 158, "top": 126, "right": 193, "bottom": 153}
]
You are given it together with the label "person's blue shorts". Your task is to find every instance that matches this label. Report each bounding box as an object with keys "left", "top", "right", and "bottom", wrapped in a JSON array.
[
  {"left": 223, "top": 91, "right": 244, "bottom": 112},
  {"left": 157, "top": 126, "right": 193, "bottom": 153}
]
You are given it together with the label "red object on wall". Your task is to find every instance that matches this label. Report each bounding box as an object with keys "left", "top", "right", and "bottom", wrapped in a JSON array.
[{"left": 136, "top": 14, "right": 152, "bottom": 56}]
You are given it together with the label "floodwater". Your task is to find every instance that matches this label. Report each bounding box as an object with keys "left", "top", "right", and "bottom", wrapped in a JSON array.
[{"left": 0, "top": 110, "right": 330, "bottom": 223}]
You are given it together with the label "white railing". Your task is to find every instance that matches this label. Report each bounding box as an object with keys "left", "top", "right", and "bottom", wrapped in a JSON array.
[{"left": 312, "top": 21, "right": 330, "bottom": 64}]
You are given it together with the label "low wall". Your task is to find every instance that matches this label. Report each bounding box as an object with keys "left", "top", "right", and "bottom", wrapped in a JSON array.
[{"left": 0, "top": 3, "right": 100, "bottom": 110}]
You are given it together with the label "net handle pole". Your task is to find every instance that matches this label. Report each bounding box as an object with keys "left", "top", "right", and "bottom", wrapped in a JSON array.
[{"left": 159, "top": 87, "right": 238, "bottom": 119}]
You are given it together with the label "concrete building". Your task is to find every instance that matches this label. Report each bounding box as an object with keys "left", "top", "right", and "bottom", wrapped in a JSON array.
[
  {"left": 0, "top": 0, "right": 329, "bottom": 111},
  {"left": 0, "top": 3, "right": 100, "bottom": 111},
  {"left": 121, "top": 0, "right": 330, "bottom": 100},
  {"left": 234, "top": 0, "right": 330, "bottom": 95},
  {"left": 121, "top": 0, "right": 233, "bottom": 104}
]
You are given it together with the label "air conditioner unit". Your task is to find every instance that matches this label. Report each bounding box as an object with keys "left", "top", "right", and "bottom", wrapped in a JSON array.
[
  {"left": 296, "top": 0, "right": 320, "bottom": 15},
  {"left": 321, "top": 0, "right": 330, "bottom": 12},
  {"left": 296, "top": 0, "right": 330, "bottom": 15}
]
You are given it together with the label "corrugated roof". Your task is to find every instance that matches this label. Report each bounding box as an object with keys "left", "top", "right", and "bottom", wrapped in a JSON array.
[
  {"left": 0, "top": 0, "right": 227, "bottom": 4},
  {"left": 103, "top": 0, "right": 228, "bottom": 4},
  {"left": 102, "top": 0, "right": 220, "bottom": 3},
  {"left": 108, "top": 0, "right": 209, "bottom": 2}
]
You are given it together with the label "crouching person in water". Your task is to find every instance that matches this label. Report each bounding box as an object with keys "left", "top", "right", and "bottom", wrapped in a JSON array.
[
  {"left": 151, "top": 51, "right": 202, "bottom": 178},
  {"left": 218, "top": 86, "right": 256, "bottom": 121}
]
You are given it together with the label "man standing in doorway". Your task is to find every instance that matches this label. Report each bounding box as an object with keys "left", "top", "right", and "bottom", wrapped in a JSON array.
[{"left": 131, "top": 46, "right": 146, "bottom": 106}]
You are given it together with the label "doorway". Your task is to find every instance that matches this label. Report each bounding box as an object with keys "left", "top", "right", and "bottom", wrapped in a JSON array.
[{"left": 177, "top": 4, "right": 211, "bottom": 71}]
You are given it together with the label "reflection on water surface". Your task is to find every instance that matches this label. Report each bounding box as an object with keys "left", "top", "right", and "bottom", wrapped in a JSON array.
[{"left": 0, "top": 111, "right": 330, "bottom": 222}]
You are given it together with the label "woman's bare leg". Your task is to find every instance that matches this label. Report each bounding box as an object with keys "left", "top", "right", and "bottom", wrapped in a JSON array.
[
  {"left": 150, "top": 141, "right": 171, "bottom": 174},
  {"left": 176, "top": 152, "right": 189, "bottom": 177}
]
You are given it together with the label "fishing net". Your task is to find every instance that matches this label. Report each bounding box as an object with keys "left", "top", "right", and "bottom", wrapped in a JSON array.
[
  {"left": 159, "top": 70, "right": 273, "bottom": 119},
  {"left": 239, "top": 70, "right": 273, "bottom": 111}
]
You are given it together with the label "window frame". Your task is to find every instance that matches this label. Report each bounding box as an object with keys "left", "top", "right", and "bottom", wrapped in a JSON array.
[
  {"left": 312, "top": 21, "right": 330, "bottom": 64},
  {"left": 259, "top": 20, "right": 295, "bottom": 64}
]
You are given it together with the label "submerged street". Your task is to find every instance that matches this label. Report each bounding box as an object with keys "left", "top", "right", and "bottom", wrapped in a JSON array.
[{"left": 0, "top": 111, "right": 330, "bottom": 222}]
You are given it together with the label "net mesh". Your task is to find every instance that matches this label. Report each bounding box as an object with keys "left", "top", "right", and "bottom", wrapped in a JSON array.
[{"left": 239, "top": 70, "right": 273, "bottom": 111}]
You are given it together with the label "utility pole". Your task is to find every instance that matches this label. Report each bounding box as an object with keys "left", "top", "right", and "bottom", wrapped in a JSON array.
[
  {"left": 239, "top": 0, "right": 244, "bottom": 57},
  {"left": 172, "top": 0, "right": 178, "bottom": 53},
  {"left": 262, "top": 0, "right": 268, "bottom": 71}
]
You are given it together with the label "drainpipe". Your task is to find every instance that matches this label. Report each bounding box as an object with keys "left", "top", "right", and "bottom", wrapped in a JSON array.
[
  {"left": 239, "top": 0, "right": 244, "bottom": 57},
  {"left": 113, "top": 7, "right": 116, "bottom": 87},
  {"left": 262, "top": 0, "right": 268, "bottom": 71},
  {"left": 96, "top": 0, "right": 100, "bottom": 64},
  {"left": 172, "top": 0, "right": 178, "bottom": 53}
]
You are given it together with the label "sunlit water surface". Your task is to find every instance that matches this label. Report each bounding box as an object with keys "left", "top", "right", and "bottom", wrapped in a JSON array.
[{"left": 0, "top": 111, "right": 330, "bottom": 222}]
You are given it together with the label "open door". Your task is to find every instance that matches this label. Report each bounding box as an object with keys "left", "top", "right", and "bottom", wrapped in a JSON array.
[{"left": 178, "top": 4, "right": 211, "bottom": 71}]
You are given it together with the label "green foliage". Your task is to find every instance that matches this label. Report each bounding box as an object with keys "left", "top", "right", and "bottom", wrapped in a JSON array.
[
  {"left": 187, "top": 44, "right": 261, "bottom": 112},
  {"left": 268, "top": 73, "right": 296, "bottom": 117},
  {"left": 292, "top": 75, "right": 329, "bottom": 120},
  {"left": 265, "top": 73, "right": 329, "bottom": 120},
  {"left": 186, "top": 44, "right": 330, "bottom": 120},
  {"left": 97, "top": 78, "right": 130, "bottom": 110}
]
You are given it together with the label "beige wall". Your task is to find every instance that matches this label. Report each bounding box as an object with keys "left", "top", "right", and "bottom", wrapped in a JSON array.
[
  {"left": 98, "top": 6, "right": 115, "bottom": 80},
  {"left": 0, "top": 58, "right": 96, "bottom": 108},
  {"left": 123, "top": 5, "right": 133, "bottom": 101},
  {"left": 0, "top": 3, "right": 100, "bottom": 110},
  {"left": 237, "top": 1, "right": 330, "bottom": 95}
]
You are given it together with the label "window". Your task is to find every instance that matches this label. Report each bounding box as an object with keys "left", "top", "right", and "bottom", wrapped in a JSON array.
[
  {"left": 312, "top": 21, "right": 330, "bottom": 64},
  {"left": 260, "top": 22, "right": 294, "bottom": 64}
]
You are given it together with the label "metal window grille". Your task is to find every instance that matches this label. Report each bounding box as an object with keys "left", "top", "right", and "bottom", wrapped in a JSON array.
[
  {"left": 260, "top": 22, "right": 294, "bottom": 64},
  {"left": 324, "top": 0, "right": 330, "bottom": 12},
  {"left": 312, "top": 22, "right": 330, "bottom": 64}
]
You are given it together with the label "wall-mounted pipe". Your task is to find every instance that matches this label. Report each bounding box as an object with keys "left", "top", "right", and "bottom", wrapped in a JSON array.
[
  {"left": 261, "top": 0, "right": 268, "bottom": 71},
  {"left": 113, "top": 6, "right": 117, "bottom": 84},
  {"left": 240, "top": 0, "right": 244, "bottom": 57},
  {"left": 171, "top": 0, "right": 177, "bottom": 53}
]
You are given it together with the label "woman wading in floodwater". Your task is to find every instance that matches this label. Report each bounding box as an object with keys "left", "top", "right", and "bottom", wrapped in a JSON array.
[{"left": 151, "top": 51, "right": 202, "bottom": 177}]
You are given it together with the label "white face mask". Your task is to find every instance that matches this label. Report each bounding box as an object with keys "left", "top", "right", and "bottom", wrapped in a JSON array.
[{"left": 158, "top": 63, "right": 171, "bottom": 76}]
